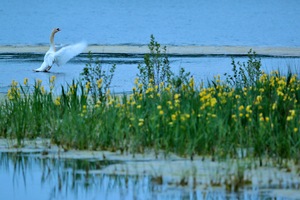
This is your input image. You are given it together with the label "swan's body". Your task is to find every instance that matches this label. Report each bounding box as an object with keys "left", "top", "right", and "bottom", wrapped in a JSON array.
[{"left": 34, "top": 28, "right": 87, "bottom": 72}]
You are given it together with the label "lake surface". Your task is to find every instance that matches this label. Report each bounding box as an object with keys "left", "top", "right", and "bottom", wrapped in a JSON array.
[
  {"left": 1, "top": 0, "right": 300, "bottom": 47},
  {"left": 1, "top": 1, "right": 300, "bottom": 199},
  {"left": 1, "top": 0, "right": 300, "bottom": 93},
  {"left": 1, "top": 152, "right": 298, "bottom": 200},
  {"left": 1, "top": 53, "right": 300, "bottom": 94}
]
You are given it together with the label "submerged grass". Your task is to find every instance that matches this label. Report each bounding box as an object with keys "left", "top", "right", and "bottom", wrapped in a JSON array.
[{"left": 1, "top": 40, "right": 300, "bottom": 162}]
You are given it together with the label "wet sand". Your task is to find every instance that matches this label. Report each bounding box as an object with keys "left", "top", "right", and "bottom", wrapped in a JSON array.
[{"left": 1, "top": 45, "right": 300, "bottom": 57}]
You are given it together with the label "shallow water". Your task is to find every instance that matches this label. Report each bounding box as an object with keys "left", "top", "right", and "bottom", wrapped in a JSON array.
[
  {"left": 1, "top": 0, "right": 300, "bottom": 47},
  {"left": 0, "top": 152, "right": 297, "bottom": 200}
]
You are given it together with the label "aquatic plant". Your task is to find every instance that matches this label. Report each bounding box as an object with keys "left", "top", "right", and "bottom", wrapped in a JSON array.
[
  {"left": 224, "top": 49, "right": 262, "bottom": 88},
  {"left": 137, "top": 35, "right": 190, "bottom": 91},
  {"left": 80, "top": 51, "right": 116, "bottom": 103}
]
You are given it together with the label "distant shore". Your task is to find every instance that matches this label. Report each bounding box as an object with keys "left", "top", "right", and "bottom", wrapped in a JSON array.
[{"left": 0, "top": 45, "right": 300, "bottom": 57}]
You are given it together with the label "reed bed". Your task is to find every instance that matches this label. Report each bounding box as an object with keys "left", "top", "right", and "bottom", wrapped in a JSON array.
[
  {"left": 1, "top": 38, "right": 299, "bottom": 161},
  {"left": 1, "top": 69, "right": 299, "bottom": 159}
]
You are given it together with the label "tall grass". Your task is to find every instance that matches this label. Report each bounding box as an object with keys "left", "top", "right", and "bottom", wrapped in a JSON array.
[{"left": 0, "top": 38, "right": 299, "bottom": 161}]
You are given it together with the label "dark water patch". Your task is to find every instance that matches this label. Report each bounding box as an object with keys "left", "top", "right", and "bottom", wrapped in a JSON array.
[
  {"left": 0, "top": 53, "right": 43, "bottom": 62},
  {"left": 0, "top": 53, "right": 145, "bottom": 65}
]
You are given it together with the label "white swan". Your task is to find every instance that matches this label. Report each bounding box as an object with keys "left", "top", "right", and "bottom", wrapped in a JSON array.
[{"left": 34, "top": 28, "right": 87, "bottom": 72}]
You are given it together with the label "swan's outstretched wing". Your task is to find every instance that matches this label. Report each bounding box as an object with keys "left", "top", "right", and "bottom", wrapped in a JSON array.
[{"left": 54, "top": 42, "right": 87, "bottom": 66}]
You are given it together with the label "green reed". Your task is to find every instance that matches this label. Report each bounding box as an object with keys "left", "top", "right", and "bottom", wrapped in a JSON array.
[{"left": 1, "top": 66, "right": 300, "bottom": 160}]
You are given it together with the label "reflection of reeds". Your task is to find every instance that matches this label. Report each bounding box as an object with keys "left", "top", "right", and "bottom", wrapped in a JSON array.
[
  {"left": 1, "top": 152, "right": 300, "bottom": 198},
  {"left": 0, "top": 152, "right": 33, "bottom": 190},
  {"left": 0, "top": 153, "right": 170, "bottom": 199}
]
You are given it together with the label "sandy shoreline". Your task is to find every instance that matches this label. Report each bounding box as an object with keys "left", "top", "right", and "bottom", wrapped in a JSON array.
[{"left": 0, "top": 45, "right": 300, "bottom": 57}]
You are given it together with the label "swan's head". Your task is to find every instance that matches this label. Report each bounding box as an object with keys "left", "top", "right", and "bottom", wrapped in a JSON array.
[{"left": 52, "top": 28, "right": 61, "bottom": 34}]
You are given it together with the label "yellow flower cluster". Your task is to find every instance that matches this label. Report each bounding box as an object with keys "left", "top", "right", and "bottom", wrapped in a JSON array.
[
  {"left": 255, "top": 95, "right": 262, "bottom": 105},
  {"left": 259, "top": 113, "right": 269, "bottom": 122},
  {"left": 7, "top": 80, "right": 20, "bottom": 100},
  {"left": 174, "top": 93, "right": 181, "bottom": 107},
  {"left": 50, "top": 75, "right": 56, "bottom": 84},
  {"left": 180, "top": 113, "right": 191, "bottom": 121},
  {"left": 85, "top": 82, "right": 90, "bottom": 92},
  {"left": 54, "top": 97, "right": 61, "bottom": 106},
  {"left": 237, "top": 105, "right": 253, "bottom": 120},
  {"left": 287, "top": 110, "right": 296, "bottom": 121},
  {"left": 94, "top": 100, "right": 101, "bottom": 108},
  {"left": 188, "top": 77, "right": 195, "bottom": 91},
  {"left": 259, "top": 72, "right": 268, "bottom": 83},
  {"left": 97, "top": 78, "right": 103, "bottom": 88},
  {"left": 157, "top": 105, "right": 164, "bottom": 115},
  {"left": 68, "top": 84, "right": 77, "bottom": 96},
  {"left": 23, "top": 78, "right": 29, "bottom": 85},
  {"left": 199, "top": 88, "right": 217, "bottom": 110},
  {"left": 245, "top": 105, "right": 252, "bottom": 119},
  {"left": 50, "top": 76, "right": 56, "bottom": 92},
  {"left": 138, "top": 118, "right": 144, "bottom": 126},
  {"left": 35, "top": 79, "right": 42, "bottom": 89}
]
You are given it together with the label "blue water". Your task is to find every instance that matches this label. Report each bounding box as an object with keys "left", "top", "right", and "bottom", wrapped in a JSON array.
[
  {"left": 1, "top": 0, "right": 300, "bottom": 46},
  {"left": 0, "top": 152, "right": 282, "bottom": 200},
  {"left": 1, "top": 0, "right": 300, "bottom": 92},
  {"left": 1, "top": 53, "right": 300, "bottom": 93}
]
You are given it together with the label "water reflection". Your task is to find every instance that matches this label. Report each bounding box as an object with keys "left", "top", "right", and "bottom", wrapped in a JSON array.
[{"left": 0, "top": 152, "right": 297, "bottom": 199}]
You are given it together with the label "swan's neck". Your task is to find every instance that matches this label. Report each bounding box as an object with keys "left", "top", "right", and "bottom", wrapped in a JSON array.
[{"left": 50, "top": 31, "right": 56, "bottom": 51}]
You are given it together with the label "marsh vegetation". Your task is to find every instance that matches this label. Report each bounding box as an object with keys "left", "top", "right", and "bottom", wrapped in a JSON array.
[{"left": 1, "top": 36, "right": 300, "bottom": 162}]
